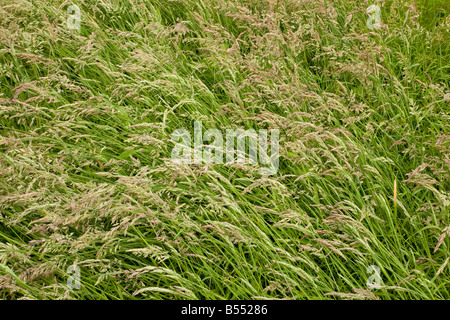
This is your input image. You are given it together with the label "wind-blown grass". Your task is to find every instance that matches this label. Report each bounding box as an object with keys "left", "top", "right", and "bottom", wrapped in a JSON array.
[{"left": 0, "top": 0, "right": 449, "bottom": 299}]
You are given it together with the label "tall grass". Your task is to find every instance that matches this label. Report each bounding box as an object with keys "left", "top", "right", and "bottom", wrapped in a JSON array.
[{"left": 0, "top": 0, "right": 448, "bottom": 299}]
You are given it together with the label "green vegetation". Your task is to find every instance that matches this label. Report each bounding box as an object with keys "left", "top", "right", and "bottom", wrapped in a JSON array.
[{"left": 0, "top": 0, "right": 449, "bottom": 299}]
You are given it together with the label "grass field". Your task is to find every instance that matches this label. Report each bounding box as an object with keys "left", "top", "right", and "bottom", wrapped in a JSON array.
[{"left": 0, "top": 0, "right": 449, "bottom": 300}]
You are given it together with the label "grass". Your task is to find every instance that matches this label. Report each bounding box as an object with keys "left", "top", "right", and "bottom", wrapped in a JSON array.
[{"left": 0, "top": 0, "right": 449, "bottom": 300}]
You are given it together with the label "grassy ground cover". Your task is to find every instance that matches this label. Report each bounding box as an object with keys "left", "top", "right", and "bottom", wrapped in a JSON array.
[{"left": 0, "top": 0, "right": 449, "bottom": 299}]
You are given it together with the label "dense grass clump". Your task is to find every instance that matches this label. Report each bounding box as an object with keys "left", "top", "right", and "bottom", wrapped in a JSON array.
[{"left": 0, "top": 0, "right": 449, "bottom": 299}]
